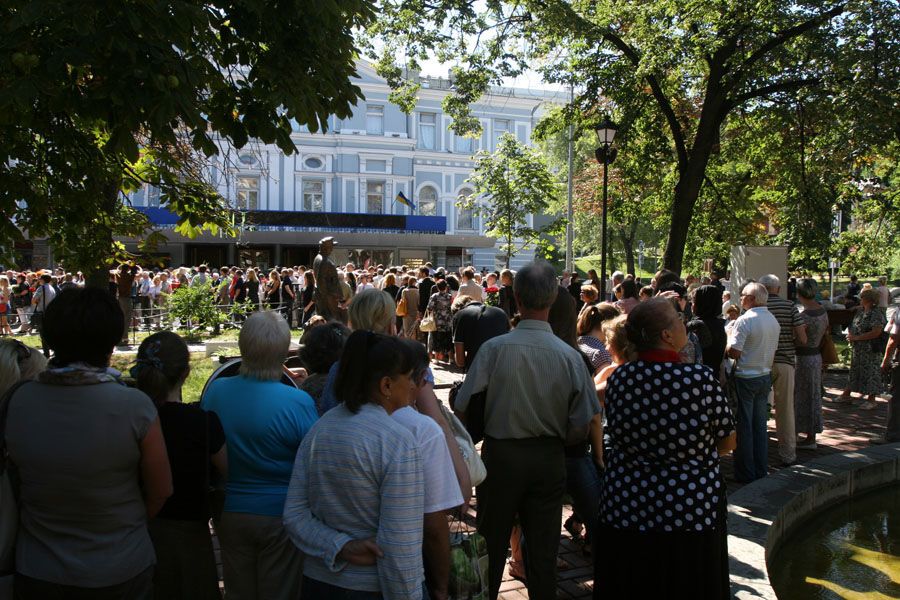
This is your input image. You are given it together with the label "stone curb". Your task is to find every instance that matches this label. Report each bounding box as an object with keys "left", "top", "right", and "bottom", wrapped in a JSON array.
[{"left": 727, "top": 443, "right": 900, "bottom": 599}]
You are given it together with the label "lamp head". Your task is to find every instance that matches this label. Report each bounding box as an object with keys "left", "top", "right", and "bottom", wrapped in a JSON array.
[{"left": 594, "top": 117, "right": 618, "bottom": 145}]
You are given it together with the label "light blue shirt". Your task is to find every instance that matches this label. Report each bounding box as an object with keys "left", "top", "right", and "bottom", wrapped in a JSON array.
[
  {"left": 202, "top": 375, "right": 318, "bottom": 516},
  {"left": 284, "top": 403, "right": 425, "bottom": 598}
]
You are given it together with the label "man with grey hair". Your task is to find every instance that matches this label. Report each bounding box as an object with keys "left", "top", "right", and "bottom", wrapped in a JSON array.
[
  {"left": 727, "top": 282, "right": 780, "bottom": 482},
  {"left": 454, "top": 261, "right": 600, "bottom": 600},
  {"left": 758, "top": 274, "right": 807, "bottom": 464}
]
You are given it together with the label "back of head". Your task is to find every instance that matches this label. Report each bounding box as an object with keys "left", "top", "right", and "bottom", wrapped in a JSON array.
[
  {"left": 513, "top": 262, "right": 559, "bottom": 311},
  {"left": 133, "top": 332, "right": 190, "bottom": 407},
  {"left": 349, "top": 289, "right": 395, "bottom": 333},
  {"left": 577, "top": 302, "right": 621, "bottom": 337},
  {"left": 758, "top": 274, "right": 781, "bottom": 292},
  {"left": 43, "top": 287, "right": 123, "bottom": 368},
  {"left": 0, "top": 339, "right": 47, "bottom": 396},
  {"left": 692, "top": 285, "right": 723, "bottom": 319},
  {"left": 548, "top": 285, "right": 578, "bottom": 348},
  {"left": 796, "top": 278, "right": 818, "bottom": 300},
  {"left": 299, "top": 321, "right": 351, "bottom": 374},
  {"left": 624, "top": 297, "right": 677, "bottom": 352},
  {"left": 620, "top": 279, "right": 638, "bottom": 299},
  {"left": 654, "top": 269, "right": 681, "bottom": 289},
  {"left": 239, "top": 311, "right": 291, "bottom": 380},
  {"left": 602, "top": 314, "right": 636, "bottom": 363},
  {"left": 335, "top": 330, "right": 414, "bottom": 413}
]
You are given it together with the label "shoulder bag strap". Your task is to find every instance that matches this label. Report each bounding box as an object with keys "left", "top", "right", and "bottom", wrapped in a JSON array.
[{"left": 0, "top": 380, "right": 30, "bottom": 475}]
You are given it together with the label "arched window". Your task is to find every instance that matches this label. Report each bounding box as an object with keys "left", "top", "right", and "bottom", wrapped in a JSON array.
[
  {"left": 456, "top": 188, "right": 475, "bottom": 230},
  {"left": 419, "top": 186, "right": 438, "bottom": 216}
]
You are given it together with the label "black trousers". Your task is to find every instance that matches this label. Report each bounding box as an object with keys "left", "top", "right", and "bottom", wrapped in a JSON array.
[
  {"left": 886, "top": 361, "right": 900, "bottom": 442},
  {"left": 477, "top": 436, "right": 565, "bottom": 600},
  {"left": 15, "top": 565, "right": 153, "bottom": 600}
]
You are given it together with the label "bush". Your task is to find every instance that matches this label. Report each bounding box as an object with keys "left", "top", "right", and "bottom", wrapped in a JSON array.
[{"left": 166, "top": 281, "right": 249, "bottom": 340}]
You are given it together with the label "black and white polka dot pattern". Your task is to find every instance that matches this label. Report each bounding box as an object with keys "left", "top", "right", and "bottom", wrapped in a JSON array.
[{"left": 599, "top": 361, "right": 734, "bottom": 532}]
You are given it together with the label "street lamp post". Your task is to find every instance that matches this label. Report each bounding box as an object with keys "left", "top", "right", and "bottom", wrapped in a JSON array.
[{"left": 594, "top": 117, "right": 618, "bottom": 300}]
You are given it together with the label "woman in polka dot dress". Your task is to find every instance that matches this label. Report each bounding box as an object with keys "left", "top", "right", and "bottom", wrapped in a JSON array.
[{"left": 594, "top": 297, "right": 736, "bottom": 600}]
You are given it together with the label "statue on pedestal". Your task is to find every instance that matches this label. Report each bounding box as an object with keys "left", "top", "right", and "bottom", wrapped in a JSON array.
[{"left": 313, "top": 237, "right": 343, "bottom": 322}]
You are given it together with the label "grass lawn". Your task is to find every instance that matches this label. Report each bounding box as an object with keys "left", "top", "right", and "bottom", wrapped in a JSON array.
[
  {"left": 573, "top": 255, "right": 657, "bottom": 281},
  {"left": 109, "top": 352, "right": 216, "bottom": 404}
]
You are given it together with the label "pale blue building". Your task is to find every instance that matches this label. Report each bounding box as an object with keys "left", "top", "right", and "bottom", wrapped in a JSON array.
[{"left": 129, "top": 62, "right": 558, "bottom": 271}]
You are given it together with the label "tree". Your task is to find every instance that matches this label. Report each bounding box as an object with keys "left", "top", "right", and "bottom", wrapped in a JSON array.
[
  {"left": 369, "top": 0, "right": 899, "bottom": 274},
  {"left": 460, "top": 133, "right": 561, "bottom": 268},
  {"left": 1, "top": 0, "right": 374, "bottom": 274}
]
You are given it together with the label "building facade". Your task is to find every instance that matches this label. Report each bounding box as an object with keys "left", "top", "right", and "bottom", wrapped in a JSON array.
[{"left": 126, "top": 62, "right": 557, "bottom": 271}]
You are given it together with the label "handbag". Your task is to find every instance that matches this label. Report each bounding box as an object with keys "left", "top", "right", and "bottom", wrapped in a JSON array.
[
  {"left": 449, "top": 526, "right": 489, "bottom": 600},
  {"left": 439, "top": 403, "right": 486, "bottom": 487},
  {"left": 449, "top": 382, "right": 487, "bottom": 444},
  {"left": 820, "top": 331, "right": 839, "bottom": 365},
  {"left": 723, "top": 359, "right": 739, "bottom": 424},
  {"left": 419, "top": 311, "right": 437, "bottom": 332},
  {"left": 396, "top": 295, "right": 408, "bottom": 317}
]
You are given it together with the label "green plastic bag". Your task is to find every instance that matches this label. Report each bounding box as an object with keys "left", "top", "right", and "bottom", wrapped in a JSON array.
[{"left": 448, "top": 531, "right": 489, "bottom": 600}]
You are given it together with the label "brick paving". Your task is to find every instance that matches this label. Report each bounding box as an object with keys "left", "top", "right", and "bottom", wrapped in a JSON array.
[{"left": 428, "top": 365, "right": 892, "bottom": 599}]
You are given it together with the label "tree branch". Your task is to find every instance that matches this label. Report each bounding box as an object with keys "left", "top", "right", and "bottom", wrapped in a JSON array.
[
  {"left": 731, "top": 4, "right": 846, "bottom": 85},
  {"left": 538, "top": 0, "right": 689, "bottom": 170},
  {"left": 729, "top": 77, "right": 821, "bottom": 109}
]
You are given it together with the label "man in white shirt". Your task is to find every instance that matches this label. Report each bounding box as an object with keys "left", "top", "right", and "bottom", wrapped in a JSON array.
[
  {"left": 727, "top": 282, "right": 780, "bottom": 483},
  {"left": 456, "top": 268, "right": 483, "bottom": 302}
]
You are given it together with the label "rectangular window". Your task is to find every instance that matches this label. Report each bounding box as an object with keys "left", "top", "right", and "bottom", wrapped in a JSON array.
[
  {"left": 236, "top": 176, "right": 259, "bottom": 210},
  {"left": 366, "top": 181, "right": 384, "bottom": 214},
  {"left": 366, "top": 105, "right": 384, "bottom": 135},
  {"left": 493, "top": 119, "right": 510, "bottom": 149},
  {"left": 456, "top": 207, "right": 474, "bottom": 230},
  {"left": 302, "top": 180, "right": 324, "bottom": 212},
  {"left": 418, "top": 112, "right": 436, "bottom": 150},
  {"left": 454, "top": 134, "right": 474, "bottom": 154}
]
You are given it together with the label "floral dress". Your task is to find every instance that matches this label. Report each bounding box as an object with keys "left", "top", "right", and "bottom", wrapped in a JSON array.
[
  {"left": 426, "top": 290, "right": 453, "bottom": 354},
  {"left": 848, "top": 308, "right": 887, "bottom": 395},
  {"left": 794, "top": 306, "right": 828, "bottom": 434}
]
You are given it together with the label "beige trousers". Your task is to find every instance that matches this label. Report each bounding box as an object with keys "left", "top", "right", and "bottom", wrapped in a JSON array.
[{"left": 772, "top": 363, "right": 796, "bottom": 462}]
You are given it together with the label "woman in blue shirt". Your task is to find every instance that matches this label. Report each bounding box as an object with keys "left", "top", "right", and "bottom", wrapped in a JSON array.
[{"left": 202, "top": 311, "right": 318, "bottom": 600}]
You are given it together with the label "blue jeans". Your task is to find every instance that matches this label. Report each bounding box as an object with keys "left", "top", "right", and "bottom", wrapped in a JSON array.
[
  {"left": 734, "top": 374, "right": 772, "bottom": 482},
  {"left": 565, "top": 454, "right": 602, "bottom": 543}
]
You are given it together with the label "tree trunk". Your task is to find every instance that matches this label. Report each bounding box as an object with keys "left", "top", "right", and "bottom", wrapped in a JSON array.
[
  {"left": 620, "top": 221, "right": 637, "bottom": 276},
  {"left": 662, "top": 94, "right": 728, "bottom": 275}
]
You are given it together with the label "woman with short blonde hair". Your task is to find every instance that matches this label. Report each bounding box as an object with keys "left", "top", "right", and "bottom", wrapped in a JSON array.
[
  {"left": 0, "top": 338, "right": 47, "bottom": 397},
  {"left": 348, "top": 289, "right": 395, "bottom": 334}
]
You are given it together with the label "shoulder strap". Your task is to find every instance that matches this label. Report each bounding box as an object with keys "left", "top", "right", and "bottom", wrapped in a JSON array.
[{"left": 0, "top": 380, "right": 30, "bottom": 474}]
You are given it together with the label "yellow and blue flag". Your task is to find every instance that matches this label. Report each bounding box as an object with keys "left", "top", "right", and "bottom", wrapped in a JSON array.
[{"left": 395, "top": 190, "right": 416, "bottom": 211}]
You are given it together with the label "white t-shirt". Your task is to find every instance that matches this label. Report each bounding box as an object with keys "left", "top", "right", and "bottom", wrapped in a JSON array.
[
  {"left": 391, "top": 406, "right": 463, "bottom": 513},
  {"left": 728, "top": 306, "right": 780, "bottom": 377},
  {"left": 457, "top": 280, "right": 483, "bottom": 302}
]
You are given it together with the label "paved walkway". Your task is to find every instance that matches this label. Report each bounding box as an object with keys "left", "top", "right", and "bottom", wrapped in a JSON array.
[{"left": 427, "top": 364, "right": 892, "bottom": 599}]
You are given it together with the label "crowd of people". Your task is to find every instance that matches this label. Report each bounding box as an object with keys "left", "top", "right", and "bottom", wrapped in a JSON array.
[{"left": 0, "top": 260, "right": 897, "bottom": 600}]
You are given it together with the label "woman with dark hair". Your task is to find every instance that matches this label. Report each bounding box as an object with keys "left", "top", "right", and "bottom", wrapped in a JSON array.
[
  {"left": 243, "top": 268, "right": 261, "bottom": 310},
  {"left": 283, "top": 331, "right": 427, "bottom": 599},
  {"left": 613, "top": 279, "right": 640, "bottom": 315},
  {"left": 687, "top": 285, "right": 728, "bottom": 373},
  {"left": 425, "top": 279, "right": 453, "bottom": 362},
  {"left": 6, "top": 287, "right": 172, "bottom": 599},
  {"left": 299, "top": 321, "right": 351, "bottom": 414},
  {"left": 587, "top": 268, "right": 602, "bottom": 293},
  {"left": 300, "top": 270, "right": 316, "bottom": 326},
  {"left": 133, "top": 331, "right": 227, "bottom": 600},
  {"left": 280, "top": 269, "right": 296, "bottom": 328},
  {"left": 596, "top": 297, "right": 735, "bottom": 600}
]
